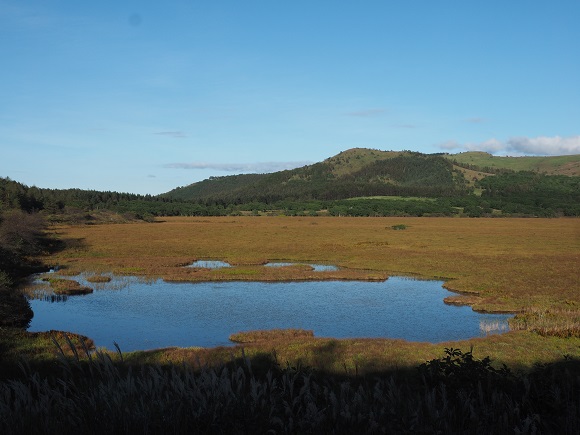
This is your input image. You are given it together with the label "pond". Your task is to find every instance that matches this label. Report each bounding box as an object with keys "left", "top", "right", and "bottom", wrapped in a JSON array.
[
  {"left": 27, "top": 275, "right": 511, "bottom": 352},
  {"left": 186, "top": 260, "right": 339, "bottom": 272},
  {"left": 264, "top": 262, "right": 340, "bottom": 272},
  {"left": 186, "top": 260, "right": 232, "bottom": 269}
]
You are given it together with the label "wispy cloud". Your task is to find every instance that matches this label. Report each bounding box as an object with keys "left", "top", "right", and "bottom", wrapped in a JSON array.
[
  {"left": 439, "top": 135, "right": 580, "bottom": 156},
  {"left": 0, "top": 4, "right": 56, "bottom": 29},
  {"left": 154, "top": 131, "right": 187, "bottom": 138},
  {"left": 345, "top": 108, "right": 387, "bottom": 117},
  {"left": 164, "top": 161, "right": 312, "bottom": 173}
]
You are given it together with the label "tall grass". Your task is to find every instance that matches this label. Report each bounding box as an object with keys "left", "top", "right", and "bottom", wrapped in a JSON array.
[
  {"left": 1, "top": 336, "right": 578, "bottom": 434},
  {"left": 510, "top": 307, "right": 580, "bottom": 338}
]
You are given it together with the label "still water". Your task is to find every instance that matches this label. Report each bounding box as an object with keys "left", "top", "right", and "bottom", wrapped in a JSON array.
[{"left": 27, "top": 275, "right": 511, "bottom": 351}]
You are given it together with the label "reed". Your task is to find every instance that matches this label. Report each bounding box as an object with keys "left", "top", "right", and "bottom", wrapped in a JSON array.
[
  {"left": 510, "top": 307, "right": 580, "bottom": 338},
  {"left": 0, "top": 337, "right": 578, "bottom": 434}
]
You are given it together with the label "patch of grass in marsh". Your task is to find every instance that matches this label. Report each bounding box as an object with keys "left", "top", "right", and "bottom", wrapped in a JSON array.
[
  {"left": 53, "top": 267, "right": 82, "bottom": 276},
  {"left": 114, "top": 266, "right": 145, "bottom": 275},
  {"left": 43, "top": 277, "right": 92, "bottom": 295},
  {"left": 213, "top": 267, "right": 260, "bottom": 277},
  {"left": 85, "top": 274, "right": 112, "bottom": 283},
  {"left": 230, "top": 328, "right": 314, "bottom": 343},
  {"left": 510, "top": 307, "right": 580, "bottom": 338}
]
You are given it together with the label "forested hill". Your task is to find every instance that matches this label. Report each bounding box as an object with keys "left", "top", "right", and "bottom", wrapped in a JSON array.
[
  {"left": 164, "top": 150, "right": 472, "bottom": 202},
  {"left": 2, "top": 149, "right": 579, "bottom": 218}
]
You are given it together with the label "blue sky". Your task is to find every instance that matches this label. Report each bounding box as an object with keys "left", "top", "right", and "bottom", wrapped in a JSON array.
[{"left": 1, "top": 1, "right": 579, "bottom": 195}]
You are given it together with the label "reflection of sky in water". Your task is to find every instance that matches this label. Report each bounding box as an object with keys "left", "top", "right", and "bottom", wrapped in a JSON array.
[
  {"left": 186, "top": 260, "right": 232, "bottom": 269},
  {"left": 265, "top": 262, "right": 340, "bottom": 271},
  {"left": 28, "top": 276, "right": 512, "bottom": 352}
]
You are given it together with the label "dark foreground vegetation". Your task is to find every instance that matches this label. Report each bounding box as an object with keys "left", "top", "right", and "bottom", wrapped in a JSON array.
[
  {"left": 1, "top": 340, "right": 578, "bottom": 434},
  {"left": 0, "top": 209, "right": 51, "bottom": 327}
]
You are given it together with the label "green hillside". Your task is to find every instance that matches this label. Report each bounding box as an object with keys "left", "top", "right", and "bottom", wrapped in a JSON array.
[
  {"left": 165, "top": 149, "right": 580, "bottom": 204},
  {"left": 445, "top": 152, "right": 580, "bottom": 176},
  {"left": 163, "top": 150, "right": 471, "bottom": 203},
  {"left": 167, "top": 173, "right": 266, "bottom": 201},
  {"left": 324, "top": 148, "right": 407, "bottom": 176}
]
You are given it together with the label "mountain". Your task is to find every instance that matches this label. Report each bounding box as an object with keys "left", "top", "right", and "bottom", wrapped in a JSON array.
[
  {"left": 164, "top": 149, "right": 468, "bottom": 202},
  {"left": 163, "top": 148, "right": 580, "bottom": 203},
  {"left": 3, "top": 149, "right": 578, "bottom": 219}
]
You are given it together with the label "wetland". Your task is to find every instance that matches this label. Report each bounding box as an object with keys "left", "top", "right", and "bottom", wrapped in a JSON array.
[{"left": 12, "top": 216, "right": 580, "bottom": 370}]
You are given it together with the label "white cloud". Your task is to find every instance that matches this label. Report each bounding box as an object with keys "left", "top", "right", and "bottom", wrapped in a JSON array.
[
  {"left": 438, "top": 135, "right": 580, "bottom": 156},
  {"left": 164, "top": 161, "right": 312, "bottom": 173},
  {"left": 507, "top": 136, "right": 580, "bottom": 155},
  {"left": 468, "top": 138, "right": 504, "bottom": 153}
]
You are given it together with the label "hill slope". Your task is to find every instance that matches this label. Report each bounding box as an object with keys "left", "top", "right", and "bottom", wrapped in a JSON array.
[
  {"left": 164, "top": 148, "right": 580, "bottom": 203},
  {"left": 164, "top": 149, "right": 471, "bottom": 202},
  {"left": 445, "top": 151, "right": 580, "bottom": 176}
]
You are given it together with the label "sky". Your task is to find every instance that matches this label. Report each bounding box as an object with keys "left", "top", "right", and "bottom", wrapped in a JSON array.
[{"left": 1, "top": 1, "right": 579, "bottom": 195}]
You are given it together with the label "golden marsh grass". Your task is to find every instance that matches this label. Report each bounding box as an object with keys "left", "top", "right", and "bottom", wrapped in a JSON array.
[
  {"left": 48, "top": 217, "right": 579, "bottom": 312},
  {"left": 43, "top": 278, "right": 92, "bottom": 295}
]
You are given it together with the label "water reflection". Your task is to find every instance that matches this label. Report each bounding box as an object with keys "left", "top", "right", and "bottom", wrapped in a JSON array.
[
  {"left": 186, "top": 260, "right": 232, "bottom": 269},
  {"left": 265, "top": 262, "right": 340, "bottom": 271},
  {"left": 28, "top": 276, "right": 512, "bottom": 351},
  {"left": 480, "top": 318, "right": 511, "bottom": 335},
  {"left": 40, "top": 294, "right": 69, "bottom": 303}
]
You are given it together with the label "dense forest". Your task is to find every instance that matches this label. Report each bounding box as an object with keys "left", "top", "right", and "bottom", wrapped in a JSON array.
[{"left": 166, "top": 154, "right": 471, "bottom": 202}]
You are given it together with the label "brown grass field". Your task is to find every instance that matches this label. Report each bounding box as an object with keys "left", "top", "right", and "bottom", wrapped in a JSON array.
[{"left": 14, "top": 216, "right": 580, "bottom": 373}]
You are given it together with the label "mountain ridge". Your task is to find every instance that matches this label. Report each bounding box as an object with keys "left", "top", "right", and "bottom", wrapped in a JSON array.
[{"left": 163, "top": 148, "right": 580, "bottom": 202}]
